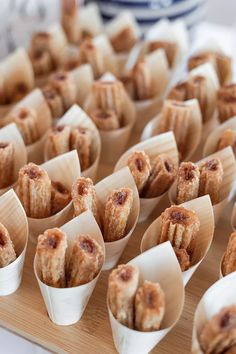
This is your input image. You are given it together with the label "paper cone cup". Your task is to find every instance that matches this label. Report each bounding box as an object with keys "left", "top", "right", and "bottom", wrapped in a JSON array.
[
  {"left": 44, "top": 104, "right": 101, "bottom": 181},
  {"left": 133, "top": 96, "right": 163, "bottom": 133},
  {"left": 0, "top": 189, "right": 28, "bottom": 296},
  {"left": 71, "top": 64, "right": 94, "bottom": 106},
  {"left": 92, "top": 35, "right": 118, "bottom": 78},
  {"left": 231, "top": 202, "right": 236, "bottom": 231},
  {"left": 141, "top": 98, "right": 202, "bottom": 161},
  {"left": 0, "top": 123, "right": 27, "bottom": 196},
  {"left": 192, "top": 271, "right": 236, "bottom": 354},
  {"left": 108, "top": 241, "right": 185, "bottom": 354},
  {"left": 34, "top": 210, "right": 105, "bottom": 325},
  {"left": 79, "top": 3, "right": 104, "bottom": 38},
  {"left": 169, "top": 147, "right": 236, "bottom": 224},
  {"left": 114, "top": 132, "right": 179, "bottom": 222},
  {"left": 0, "top": 103, "right": 14, "bottom": 121},
  {"left": 28, "top": 150, "right": 81, "bottom": 243},
  {"left": 95, "top": 167, "right": 139, "bottom": 270},
  {"left": 141, "top": 195, "right": 214, "bottom": 286}
]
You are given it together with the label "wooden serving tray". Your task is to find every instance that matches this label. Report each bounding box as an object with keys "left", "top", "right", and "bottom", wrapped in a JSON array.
[{"left": 0, "top": 134, "right": 233, "bottom": 354}]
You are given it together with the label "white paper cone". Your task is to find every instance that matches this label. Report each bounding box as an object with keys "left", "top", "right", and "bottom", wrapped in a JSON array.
[
  {"left": 71, "top": 64, "right": 94, "bottom": 106},
  {"left": 28, "top": 150, "right": 81, "bottom": 243},
  {"left": 95, "top": 167, "right": 139, "bottom": 270},
  {"left": 34, "top": 210, "right": 105, "bottom": 325},
  {"left": 192, "top": 272, "right": 236, "bottom": 354},
  {"left": 108, "top": 241, "right": 185, "bottom": 354},
  {"left": 92, "top": 35, "right": 118, "bottom": 77},
  {"left": 0, "top": 189, "right": 28, "bottom": 296},
  {"left": 0, "top": 123, "right": 27, "bottom": 196},
  {"left": 141, "top": 195, "right": 214, "bottom": 286},
  {"left": 114, "top": 132, "right": 179, "bottom": 222},
  {"left": 79, "top": 3, "right": 104, "bottom": 38}
]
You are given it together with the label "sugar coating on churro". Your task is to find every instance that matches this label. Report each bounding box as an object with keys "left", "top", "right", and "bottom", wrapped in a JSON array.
[
  {"left": 199, "top": 158, "right": 223, "bottom": 205},
  {"left": 222, "top": 232, "right": 236, "bottom": 276},
  {"left": 79, "top": 38, "right": 105, "bottom": 79},
  {"left": 50, "top": 71, "right": 77, "bottom": 111},
  {"left": 90, "top": 108, "right": 120, "bottom": 131},
  {"left": 217, "top": 129, "right": 236, "bottom": 155},
  {"left": 176, "top": 162, "right": 200, "bottom": 204},
  {"left": 0, "top": 141, "right": 15, "bottom": 189},
  {"left": 217, "top": 84, "right": 236, "bottom": 123},
  {"left": 70, "top": 127, "right": 92, "bottom": 171},
  {"left": 127, "top": 150, "right": 151, "bottom": 194},
  {"left": 45, "top": 125, "right": 71, "bottom": 160},
  {"left": 51, "top": 181, "right": 71, "bottom": 215},
  {"left": 43, "top": 86, "right": 64, "bottom": 119},
  {"left": 0, "top": 222, "right": 16, "bottom": 268},
  {"left": 173, "top": 247, "right": 190, "bottom": 272},
  {"left": 110, "top": 27, "right": 137, "bottom": 53}
]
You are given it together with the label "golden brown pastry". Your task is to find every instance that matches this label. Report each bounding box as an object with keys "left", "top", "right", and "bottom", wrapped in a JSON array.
[
  {"left": 148, "top": 40, "right": 177, "bottom": 68},
  {"left": 176, "top": 162, "right": 200, "bottom": 204},
  {"left": 217, "top": 129, "right": 236, "bottom": 154},
  {"left": 61, "top": 0, "right": 79, "bottom": 44},
  {"left": 67, "top": 234, "right": 104, "bottom": 287},
  {"left": 0, "top": 142, "right": 14, "bottom": 189},
  {"left": 132, "top": 59, "right": 152, "bottom": 100},
  {"left": 217, "top": 84, "right": 236, "bottom": 123},
  {"left": 173, "top": 247, "right": 190, "bottom": 272},
  {"left": 199, "top": 305, "right": 236, "bottom": 354},
  {"left": 50, "top": 71, "right": 76, "bottom": 111},
  {"left": 36, "top": 228, "right": 67, "bottom": 287},
  {"left": 127, "top": 150, "right": 151, "bottom": 194},
  {"left": 29, "top": 49, "right": 53, "bottom": 77},
  {"left": 70, "top": 127, "right": 92, "bottom": 171},
  {"left": 168, "top": 81, "right": 188, "bottom": 101},
  {"left": 45, "top": 125, "right": 71, "bottom": 160},
  {"left": 199, "top": 158, "right": 223, "bottom": 205},
  {"left": 0, "top": 222, "right": 16, "bottom": 268},
  {"left": 222, "top": 232, "right": 236, "bottom": 276},
  {"left": 51, "top": 181, "right": 71, "bottom": 215},
  {"left": 30, "top": 32, "right": 51, "bottom": 56},
  {"left": 103, "top": 188, "right": 133, "bottom": 242},
  {"left": 90, "top": 108, "right": 120, "bottom": 131},
  {"left": 108, "top": 264, "right": 139, "bottom": 328},
  {"left": 110, "top": 27, "right": 137, "bottom": 53},
  {"left": 18, "top": 163, "right": 51, "bottom": 218},
  {"left": 134, "top": 280, "right": 165, "bottom": 331},
  {"left": 79, "top": 38, "right": 104, "bottom": 79},
  {"left": 42, "top": 86, "right": 64, "bottom": 119}
]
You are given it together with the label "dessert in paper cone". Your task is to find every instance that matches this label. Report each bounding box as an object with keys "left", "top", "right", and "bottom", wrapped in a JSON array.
[
  {"left": 0, "top": 123, "right": 27, "bottom": 196},
  {"left": 220, "top": 231, "right": 236, "bottom": 278},
  {"left": 115, "top": 132, "right": 178, "bottom": 222},
  {"left": 192, "top": 272, "right": 236, "bottom": 354},
  {"left": 142, "top": 98, "right": 202, "bottom": 161},
  {"left": 84, "top": 73, "right": 136, "bottom": 164},
  {"left": 44, "top": 104, "right": 101, "bottom": 181},
  {"left": 169, "top": 147, "right": 236, "bottom": 224},
  {"left": 0, "top": 48, "right": 34, "bottom": 118},
  {"left": 34, "top": 210, "right": 105, "bottom": 325},
  {"left": 78, "top": 3, "right": 104, "bottom": 40},
  {"left": 70, "top": 64, "right": 94, "bottom": 106},
  {"left": 107, "top": 241, "right": 184, "bottom": 354},
  {"left": 19, "top": 150, "right": 81, "bottom": 243},
  {"left": 61, "top": 0, "right": 79, "bottom": 44},
  {"left": 141, "top": 195, "right": 214, "bottom": 285},
  {"left": 217, "top": 83, "right": 236, "bottom": 124},
  {"left": 4, "top": 88, "right": 52, "bottom": 164},
  {"left": 0, "top": 189, "right": 28, "bottom": 296},
  {"left": 231, "top": 203, "right": 236, "bottom": 231}
]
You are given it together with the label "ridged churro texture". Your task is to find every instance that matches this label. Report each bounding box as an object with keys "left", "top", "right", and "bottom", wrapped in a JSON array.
[
  {"left": 29, "top": 49, "right": 53, "bottom": 76},
  {"left": 0, "top": 142, "right": 14, "bottom": 189},
  {"left": 110, "top": 27, "right": 137, "bottom": 54},
  {"left": 176, "top": 162, "right": 200, "bottom": 204},
  {"left": 67, "top": 234, "right": 104, "bottom": 287},
  {"left": 45, "top": 125, "right": 71, "bottom": 160},
  {"left": 50, "top": 71, "right": 76, "bottom": 111},
  {"left": 51, "top": 181, "right": 71, "bottom": 215},
  {"left": 42, "top": 86, "right": 64, "bottom": 119},
  {"left": 217, "top": 84, "right": 236, "bottom": 123},
  {"left": 9, "top": 107, "right": 39, "bottom": 145},
  {"left": 70, "top": 127, "right": 92, "bottom": 171},
  {"left": 18, "top": 163, "right": 51, "bottom": 218},
  {"left": 148, "top": 40, "right": 177, "bottom": 68},
  {"left": 36, "top": 228, "right": 67, "bottom": 287},
  {"left": 199, "top": 158, "right": 223, "bottom": 205},
  {"left": 103, "top": 187, "right": 133, "bottom": 242},
  {"left": 173, "top": 247, "right": 190, "bottom": 272},
  {"left": 134, "top": 280, "right": 165, "bottom": 332},
  {"left": 217, "top": 129, "right": 236, "bottom": 155},
  {"left": 90, "top": 109, "right": 120, "bottom": 131},
  {"left": 222, "top": 232, "right": 236, "bottom": 276},
  {"left": 132, "top": 59, "right": 152, "bottom": 100},
  {"left": 0, "top": 222, "right": 16, "bottom": 268},
  {"left": 127, "top": 150, "right": 151, "bottom": 194},
  {"left": 108, "top": 264, "right": 139, "bottom": 328},
  {"left": 79, "top": 39, "right": 105, "bottom": 79},
  {"left": 61, "top": 0, "right": 79, "bottom": 44}
]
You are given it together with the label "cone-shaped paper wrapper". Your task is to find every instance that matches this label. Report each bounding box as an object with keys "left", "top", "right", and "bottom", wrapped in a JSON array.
[
  {"left": 4, "top": 88, "right": 52, "bottom": 164},
  {"left": 95, "top": 167, "right": 139, "bottom": 270},
  {"left": 34, "top": 210, "right": 105, "bottom": 325},
  {"left": 141, "top": 195, "right": 214, "bottom": 286},
  {"left": 141, "top": 98, "right": 202, "bottom": 161},
  {"left": 169, "top": 147, "right": 236, "bottom": 224},
  {"left": 28, "top": 150, "right": 81, "bottom": 243},
  {"left": 71, "top": 64, "right": 94, "bottom": 106},
  {"left": 108, "top": 241, "right": 185, "bottom": 354},
  {"left": 44, "top": 104, "right": 101, "bottom": 181},
  {"left": 0, "top": 189, "right": 28, "bottom": 296},
  {"left": 231, "top": 202, "right": 236, "bottom": 231},
  {"left": 115, "top": 132, "right": 179, "bottom": 222},
  {"left": 84, "top": 73, "right": 136, "bottom": 164},
  {"left": 0, "top": 123, "right": 27, "bottom": 196},
  {"left": 192, "top": 271, "right": 236, "bottom": 354},
  {"left": 0, "top": 48, "right": 35, "bottom": 118},
  {"left": 79, "top": 3, "right": 104, "bottom": 38}
]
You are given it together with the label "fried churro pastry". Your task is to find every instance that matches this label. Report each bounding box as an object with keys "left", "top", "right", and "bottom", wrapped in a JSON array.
[
  {"left": 143, "top": 154, "right": 176, "bottom": 198},
  {"left": 225, "top": 346, "right": 236, "bottom": 354},
  {"left": 61, "top": 0, "right": 79, "bottom": 44},
  {"left": 127, "top": 150, "right": 151, "bottom": 194},
  {"left": 67, "top": 234, "right": 104, "bottom": 287},
  {"left": 188, "top": 53, "right": 216, "bottom": 73},
  {"left": 176, "top": 162, "right": 200, "bottom": 204},
  {"left": 217, "top": 84, "right": 236, "bottom": 123},
  {"left": 70, "top": 127, "right": 92, "bottom": 171},
  {"left": 217, "top": 129, "right": 236, "bottom": 154},
  {"left": 148, "top": 40, "right": 177, "bottom": 68},
  {"left": 30, "top": 32, "right": 51, "bottom": 55},
  {"left": 90, "top": 109, "right": 120, "bottom": 131},
  {"left": 121, "top": 73, "right": 136, "bottom": 99},
  {"left": 173, "top": 247, "right": 190, "bottom": 272},
  {"left": 10, "top": 107, "right": 39, "bottom": 145},
  {"left": 36, "top": 228, "right": 67, "bottom": 287},
  {"left": 132, "top": 59, "right": 152, "bottom": 100},
  {"left": 199, "top": 158, "right": 223, "bottom": 205},
  {"left": 168, "top": 82, "right": 187, "bottom": 101},
  {"left": 110, "top": 27, "right": 137, "bottom": 53},
  {"left": 50, "top": 72, "right": 76, "bottom": 111},
  {"left": 71, "top": 177, "right": 100, "bottom": 226},
  {"left": 222, "top": 232, "right": 236, "bottom": 276},
  {"left": 199, "top": 305, "right": 236, "bottom": 354},
  {"left": 0, "top": 142, "right": 14, "bottom": 189},
  {"left": 0, "top": 223, "right": 16, "bottom": 268},
  {"left": 45, "top": 125, "right": 71, "bottom": 160},
  {"left": 18, "top": 163, "right": 51, "bottom": 218},
  {"left": 42, "top": 86, "right": 64, "bottom": 119},
  {"left": 134, "top": 280, "right": 165, "bottom": 332},
  {"left": 79, "top": 38, "right": 104, "bottom": 79},
  {"left": 108, "top": 264, "right": 139, "bottom": 328},
  {"left": 159, "top": 206, "right": 200, "bottom": 256},
  {"left": 103, "top": 188, "right": 133, "bottom": 242},
  {"left": 187, "top": 76, "right": 208, "bottom": 122},
  {"left": 30, "top": 49, "right": 53, "bottom": 76},
  {"left": 51, "top": 181, "right": 71, "bottom": 215}
]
